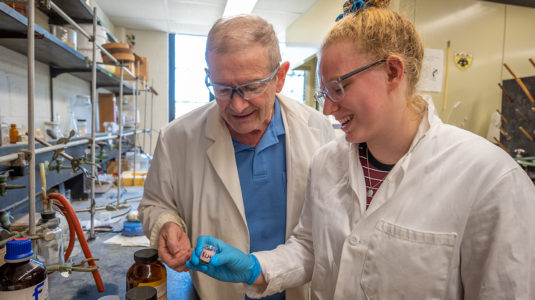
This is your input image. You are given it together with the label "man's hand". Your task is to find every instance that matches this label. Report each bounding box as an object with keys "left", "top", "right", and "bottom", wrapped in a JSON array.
[{"left": 158, "top": 222, "right": 193, "bottom": 272}]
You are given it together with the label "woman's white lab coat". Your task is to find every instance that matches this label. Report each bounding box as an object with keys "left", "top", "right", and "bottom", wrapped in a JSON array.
[
  {"left": 139, "top": 94, "right": 335, "bottom": 299},
  {"left": 248, "top": 104, "right": 535, "bottom": 299}
]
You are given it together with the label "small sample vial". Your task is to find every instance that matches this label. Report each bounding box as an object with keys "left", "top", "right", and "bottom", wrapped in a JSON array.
[{"left": 199, "top": 244, "right": 217, "bottom": 265}]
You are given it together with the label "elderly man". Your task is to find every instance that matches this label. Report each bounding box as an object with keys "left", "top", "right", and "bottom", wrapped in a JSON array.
[{"left": 139, "top": 14, "right": 334, "bottom": 299}]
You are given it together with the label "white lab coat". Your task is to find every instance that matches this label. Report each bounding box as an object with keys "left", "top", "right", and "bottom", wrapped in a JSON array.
[
  {"left": 247, "top": 103, "right": 535, "bottom": 299},
  {"left": 139, "top": 94, "right": 335, "bottom": 300}
]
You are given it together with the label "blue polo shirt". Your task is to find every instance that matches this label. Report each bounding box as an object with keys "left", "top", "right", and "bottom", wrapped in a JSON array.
[{"left": 233, "top": 98, "right": 286, "bottom": 300}]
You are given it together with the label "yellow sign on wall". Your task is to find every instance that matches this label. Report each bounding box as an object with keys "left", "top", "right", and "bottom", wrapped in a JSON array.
[{"left": 454, "top": 52, "right": 473, "bottom": 71}]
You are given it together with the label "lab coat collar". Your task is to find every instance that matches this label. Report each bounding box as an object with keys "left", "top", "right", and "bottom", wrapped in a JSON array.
[
  {"left": 205, "top": 103, "right": 247, "bottom": 225},
  {"left": 348, "top": 97, "right": 438, "bottom": 214}
]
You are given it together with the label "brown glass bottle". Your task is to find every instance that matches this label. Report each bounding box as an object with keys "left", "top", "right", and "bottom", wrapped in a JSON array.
[
  {"left": 126, "top": 248, "right": 167, "bottom": 300},
  {"left": 9, "top": 124, "right": 18, "bottom": 144},
  {"left": 0, "top": 238, "right": 48, "bottom": 299}
]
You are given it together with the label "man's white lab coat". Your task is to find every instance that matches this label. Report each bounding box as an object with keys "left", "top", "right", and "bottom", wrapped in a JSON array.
[
  {"left": 139, "top": 94, "right": 335, "bottom": 299},
  {"left": 248, "top": 104, "right": 535, "bottom": 299}
]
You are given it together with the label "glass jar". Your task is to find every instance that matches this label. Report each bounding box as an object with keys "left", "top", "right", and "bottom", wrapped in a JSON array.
[
  {"left": 126, "top": 249, "right": 166, "bottom": 300},
  {"left": 44, "top": 121, "right": 63, "bottom": 140},
  {"left": 125, "top": 149, "right": 151, "bottom": 172},
  {"left": 0, "top": 122, "right": 9, "bottom": 146},
  {"left": 36, "top": 211, "right": 64, "bottom": 266},
  {"left": 76, "top": 119, "right": 88, "bottom": 136},
  {"left": 122, "top": 99, "right": 139, "bottom": 130}
]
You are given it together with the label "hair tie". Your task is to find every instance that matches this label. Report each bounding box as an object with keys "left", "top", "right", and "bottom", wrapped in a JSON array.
[{"left": 335, "top": 0, "right": 374, "bottom": 21}]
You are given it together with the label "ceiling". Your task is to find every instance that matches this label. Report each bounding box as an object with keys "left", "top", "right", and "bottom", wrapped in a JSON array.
[
  {"left": 481, "top": 0, "right": 535, "bottom": 9},
  {"left": 94, "top": 0, "right": 320, "bottom": 36}
]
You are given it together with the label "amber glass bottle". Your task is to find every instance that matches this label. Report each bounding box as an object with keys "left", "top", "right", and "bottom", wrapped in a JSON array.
[
  {"left": 0, "top": 238, "right": 48, "bottom": 299},
  {"left": 126, "top": 249, "right": 167, "bottom": 300},
  {"left": 9, "top": 124, "right": 18, "bottom": 144}
]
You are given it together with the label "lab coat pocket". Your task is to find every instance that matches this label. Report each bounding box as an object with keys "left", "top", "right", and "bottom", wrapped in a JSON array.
[{"left": 361, "top": 220, "right": 456, "bottom": 300}]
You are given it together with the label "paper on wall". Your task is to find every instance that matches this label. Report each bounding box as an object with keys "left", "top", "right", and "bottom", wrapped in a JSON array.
[{"left": 417, "top": 48, "right": 444, "bottom": 93}]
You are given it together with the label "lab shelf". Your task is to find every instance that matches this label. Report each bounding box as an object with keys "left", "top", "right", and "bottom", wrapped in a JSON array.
[
  {"left": 0, "top": 2, "right": 133, "bottom": 95},
  {"left": 45, "top": 0, "right": 102, "bottom": 25},
  {"left": 43, "top": 0, "right": 119, "bottom": 42},
  {"left": 0, "top": 130, "right": 141, "bottom": 219}
]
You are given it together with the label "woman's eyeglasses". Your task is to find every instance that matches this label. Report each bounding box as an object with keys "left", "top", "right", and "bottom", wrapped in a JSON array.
[{"left": 314, "top": 58, "right": 386, "bottom": 107}]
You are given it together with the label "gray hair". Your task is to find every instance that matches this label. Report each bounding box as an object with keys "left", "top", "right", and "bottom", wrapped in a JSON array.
[{"left": 206, "top": 14, "right": 281, "bottom": 70}]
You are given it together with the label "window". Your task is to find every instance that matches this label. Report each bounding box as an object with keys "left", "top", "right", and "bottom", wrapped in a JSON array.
[
  {"left": 169, "top": 34, "right": 307, "bottom": 121},
  {"left": 281, "top": 70, "right": 305, "bottom": 103},
  {"left": 169, "top": 34, "right": 210, "bottom": 121}
]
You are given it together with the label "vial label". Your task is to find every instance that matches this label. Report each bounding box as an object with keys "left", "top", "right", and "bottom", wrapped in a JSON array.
[
  {"left": 0, "top": 278, "right": 48, "bottom": 299},
  {"left": 200, "top": 248, "right": 216, "bottom": 264},
  {"left": 139, "top": 278, "right": 167, "bottom": 300}
]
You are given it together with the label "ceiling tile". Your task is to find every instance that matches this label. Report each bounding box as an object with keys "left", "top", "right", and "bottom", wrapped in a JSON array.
[
  {"left": 94, "top": 0, "right": 320, "bottom": 35},
  {"left": 254, "top": 0, "right": 318, "bottom": 14},
  {"left": 95, "top": 0, "right": 166, "bottom": 19}
]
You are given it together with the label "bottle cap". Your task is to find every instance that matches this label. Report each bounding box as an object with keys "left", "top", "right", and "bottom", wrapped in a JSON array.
[
  {"left": 40, "top": 211, "right": 56, "bottom": 220},
  {"left": 122, "top": 220, "right": 143, "bottom": 236},
  {"left": 125, "top": 286, "right": 157, "bottom": 300},
  {"left": 134, "top": 248, "right": 158, "bottom": 264},
  {"left": 4, "top": 238, "right": 34, "bottom": 261}
]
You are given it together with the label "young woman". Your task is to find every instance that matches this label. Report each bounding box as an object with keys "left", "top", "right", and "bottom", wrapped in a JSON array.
[{"left": 188, "top": 1, "right": 535, "bottom": 298}]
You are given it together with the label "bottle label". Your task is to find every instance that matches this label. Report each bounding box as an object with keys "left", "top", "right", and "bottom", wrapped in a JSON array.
[
  {"left": 139, "top": 278, "right": 166, "bottom": 300},
  {"left": 0, "top": 278, "right": 48, "bottom": 299}
]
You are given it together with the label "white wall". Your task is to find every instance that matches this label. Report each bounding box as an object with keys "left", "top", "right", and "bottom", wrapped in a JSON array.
[
  {"left": 114, "top": 27, "right": 168, "bottom": 154},
  {"left": 285, "top": 0, "right": 345, "bottom": 48},
  {"left": 285, "top": 0, "right": 535, "bottom": 138},
  {"left": 0, "top": 43, "right": 91, "bottom": 136}
]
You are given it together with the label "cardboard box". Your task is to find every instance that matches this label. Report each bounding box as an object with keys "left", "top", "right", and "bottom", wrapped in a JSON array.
[{"left": 98, "top": 93, "right": 117, "bottom": 132}]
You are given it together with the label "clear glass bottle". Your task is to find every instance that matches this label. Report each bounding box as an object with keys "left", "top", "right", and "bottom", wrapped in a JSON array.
[
  {"left": 77, "top": 119, "right": 88, "bottom": 136},
  {"left": 0, "top": 121, "right": 8, "bottom": 146},
  {"left": 44, "top": 121, "right": 63, "bottom": 140},
  {"left": 0, "top": 238, "right": 48, "bottom": 299},
  {"left": 68, "top": 112, "right": 79, "bottom": 137},
  {"left": 36, "top": 211, "right": 64, "bottom": 266},
  {"left": 126, "top": 249, "right": 167, "bottom": 300}
]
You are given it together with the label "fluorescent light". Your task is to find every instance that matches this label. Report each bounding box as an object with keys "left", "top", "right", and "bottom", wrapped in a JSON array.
[{"left": 223, "top": 0, "right": 258, "bottom": 17}]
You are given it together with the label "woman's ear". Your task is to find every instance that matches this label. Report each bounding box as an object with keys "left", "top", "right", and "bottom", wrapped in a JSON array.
[{"left": 385, "top": 56, "right": 405, "bottom": 91}]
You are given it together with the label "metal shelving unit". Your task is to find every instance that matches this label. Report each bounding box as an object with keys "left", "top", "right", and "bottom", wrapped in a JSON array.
[
  {"left": 0, "top": 2, "right": 133, "bottom": 95},
  {"left": 0, "top": 1, "right": 153, "bottom": 238}
]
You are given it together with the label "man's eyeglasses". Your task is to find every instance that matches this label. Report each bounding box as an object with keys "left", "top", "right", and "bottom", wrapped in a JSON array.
[
  {"left": 205, "top": 66, "right": 280, "bottom": 101},
  {"left": 314, "top": 58, "right": 386, "bottom": 107}
]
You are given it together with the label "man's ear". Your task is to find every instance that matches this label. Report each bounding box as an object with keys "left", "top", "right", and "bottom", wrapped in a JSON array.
[
  {"left": 275, "top": 61, "right": 290, "bottom": 93},
  {"left": 385, "top": 56, "right": 405, "bottom": 91}
]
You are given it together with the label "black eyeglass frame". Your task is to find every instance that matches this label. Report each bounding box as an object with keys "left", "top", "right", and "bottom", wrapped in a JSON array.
[
  {"left": 205, "top": 65, "right": 280, "bottom": 101},
  {"left": 314, "top": 58, "right": 387, "bottom": 106}
]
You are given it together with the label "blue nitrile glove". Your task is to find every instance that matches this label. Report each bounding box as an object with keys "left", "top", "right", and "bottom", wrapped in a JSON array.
[{"left": 186, "top": 235, "right": 262, "bottom": 285}]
